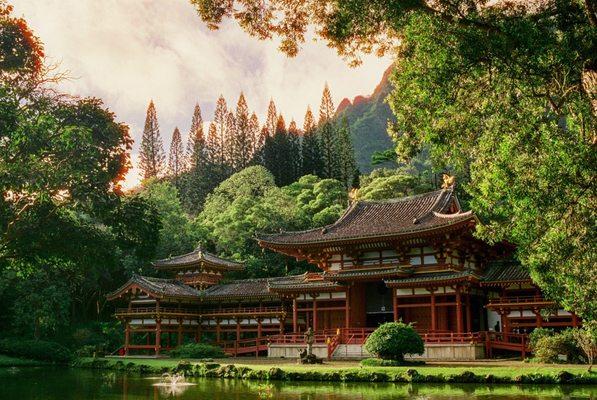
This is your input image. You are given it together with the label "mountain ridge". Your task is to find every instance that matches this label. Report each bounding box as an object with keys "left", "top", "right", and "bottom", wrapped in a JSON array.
[{"left": 336, "top": 64, "right": 396, "bottom": 173}]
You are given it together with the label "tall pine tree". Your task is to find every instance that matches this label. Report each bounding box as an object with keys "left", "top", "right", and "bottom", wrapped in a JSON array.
[
  {"left": 263, "top": 115, "right": 286, "bottom": 185},
  {"left": 168, "top": 127, "right": 184, "bottom": 182},
  {"left": 181, "top": 106, "right": 213, "bottom": 215},
  {"left": 213, "top": 95, "right": 228, "bottom": 167},
  {"left": 224, "top": 111, "right": 236, "bottom": 167},
  {"left": 337, "top": 117, "right": 358, "bottom": 189},
  {"left": 233, "top": 93, "right": 254, "bottom": 170},
  {"left": 265, "top": 99, "right": 278, "bottom": 137},
  {"left": 249, "top": 112, "right": 260, "bottom": 156},
  {"left": 301, "top": 106, "right": 322, "bottom": 176},
  {"left": 287, "top": 119, "right": 302, "bottom": 183},
  {"left": 186, "top": 103, "right": 204, "bottom": 170},
  {"left": 140, "top": 100, "right": 165, "bottom": 179},
  {"left": 318, "top": 84, "right": 339, "bottom": 179},
  {"left": 206, "top": 122, "right": 220, "bottom": 165}
]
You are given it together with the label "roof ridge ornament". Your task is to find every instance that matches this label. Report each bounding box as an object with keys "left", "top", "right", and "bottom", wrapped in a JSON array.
[{"left": 441, "top": 173, "right": 456, "bottom": 189}]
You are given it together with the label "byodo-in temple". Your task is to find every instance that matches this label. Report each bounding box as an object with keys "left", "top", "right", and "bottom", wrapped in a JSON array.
[{"left": 108, "top": 185, "right": 580, "bottom": 360}]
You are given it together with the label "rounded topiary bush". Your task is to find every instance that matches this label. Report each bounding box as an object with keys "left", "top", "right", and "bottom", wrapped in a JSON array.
[{"left": 364, "top": 322, "right": 424, "bottom": 361}]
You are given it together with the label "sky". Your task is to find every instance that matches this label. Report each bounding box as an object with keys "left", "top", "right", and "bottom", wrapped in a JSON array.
[{"left": 13, "top": 0, "right": 391, "bottom": 189}]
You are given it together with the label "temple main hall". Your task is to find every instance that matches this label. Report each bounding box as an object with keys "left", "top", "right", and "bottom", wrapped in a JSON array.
[{"left": 108, "top": 186, "right": 579, "bottom": 359}]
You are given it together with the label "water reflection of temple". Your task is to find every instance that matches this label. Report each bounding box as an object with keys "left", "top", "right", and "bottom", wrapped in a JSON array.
[{"left": 108, "top": 186, "right": 578, "bottom": 360}]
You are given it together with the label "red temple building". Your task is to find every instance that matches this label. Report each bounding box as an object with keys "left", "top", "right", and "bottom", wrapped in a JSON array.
[{"left": 108, "top": 187, "right": 578, "bottom": 359}]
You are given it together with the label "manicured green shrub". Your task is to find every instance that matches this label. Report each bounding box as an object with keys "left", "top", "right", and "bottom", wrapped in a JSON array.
[
  {"left": 529, "top": 327, "right": 554, "bottom": 350},
  {"left": 167, "top": 343, "right": 225, "bottom": 359},
  {"left": 0, "top": 338, "right": 72, "bottom": 363},
  {"left": 75, "top": 344, "right": 98, "bottom": 357},
  {"left": 534, "top": 329, "right": 582, "bottom": 364},
  {"left": 364, "top": 322, "right": 424, "bottom": 361}
]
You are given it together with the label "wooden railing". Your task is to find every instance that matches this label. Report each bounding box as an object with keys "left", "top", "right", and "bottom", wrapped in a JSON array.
[
  {"left": 115, "top": 306, "right": 284, "bottom": 318},
  {"left": 201, "top": 306, "right": 284, "bottom": 316},
  {"left": 422, "top": 331, "right": 483, "bottom": 344},
  {"left": 115, "top": 307, "right": 201, "bottom": 317},
  {"left": 482, "top": 331, "right": 529, "bottom": 358},
  {"left": 268, "top": 333, "right": 330, "bottom": 344},
  {"left": 339, "top": 328, "right": 376, "bottom": 344},
  {"left": 217, "top": 337, "right": 269, "bottom": 356},
  {"left": 487, "top": 296, "right": 555, "bottom": 306}
]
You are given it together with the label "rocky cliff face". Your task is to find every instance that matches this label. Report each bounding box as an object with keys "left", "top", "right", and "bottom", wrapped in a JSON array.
[{"left": 336, "top": 64, "right": 395, "bottom": 173}]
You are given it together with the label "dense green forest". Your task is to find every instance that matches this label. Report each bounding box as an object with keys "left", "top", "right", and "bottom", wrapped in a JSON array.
[{"left": 1, "top": 0, "right": 595, "bottom": 357}]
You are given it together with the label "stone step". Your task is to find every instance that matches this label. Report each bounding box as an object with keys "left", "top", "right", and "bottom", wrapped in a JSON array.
[{"left": 331, "top": 344, "right": 370, "bottom": 360}]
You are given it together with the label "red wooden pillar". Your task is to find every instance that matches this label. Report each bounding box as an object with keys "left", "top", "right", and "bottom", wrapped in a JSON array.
[
  {"left": 501, "top": 311, "right": 510, "bottom": 340},
  {"left": 535, "top": 309, "right": 543, "bottom": 328},
  {"left": 312, "top": 296, "right": 318, "bottom": 332},
  {"left": 455, "top": 286, "right": 463, "bottom": 334},
  {"left": 572, "top": 313, "right": 579, "bottom": 327},
  {"left": 257, "top": 318, "right": 263, "bottom": 338},
  {"left": 292, "top": 298, "right": 298, "bottom": 333},
  {"left": 279, "top": 317, "right": 285, "bottom": 334},
  {"left": 393, "top": 289, "right": 399, "bottom": 322},
  {"left": 177, "top": 319, "right": 183, "bottom": 346},
  {"left": 236, "top": 318, "right": 241, "bottom": 341},
  {"left": 345, "top": 288, "right": 351, "bottom": 329},
  {"left": 196, "top": 321, "right": 202, "bottom": 343},
  {"left": 155, "top": 319, "right": 162, "bottom": 356},
  {"left": 124, "top": 319, "right": 130, "bottom": 355},
  {"left": 216, "top": 319, "right": 221, "bottom": 342},
  {"left": 466, "top": 294, "right": 472, "bottom": 333},
  {"left": 430, "top": 290, "right": 437, "bottom": 332}
]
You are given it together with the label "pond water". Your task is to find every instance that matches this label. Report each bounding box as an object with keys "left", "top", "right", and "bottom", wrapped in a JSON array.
[{"left": 0, "top": 367, "right": 595, "bottom": 400}]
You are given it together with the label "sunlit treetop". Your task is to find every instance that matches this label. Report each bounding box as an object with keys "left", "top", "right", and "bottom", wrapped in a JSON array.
[
  {"left": 0, "top": 1, "right": 44, "bottom": 77},
  {"left": 190, "top": 0, "right": 596, "bottom": 66}
]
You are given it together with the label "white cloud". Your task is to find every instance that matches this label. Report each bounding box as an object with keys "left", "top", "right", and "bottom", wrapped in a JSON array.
[{"left": 13, "top": 0, "right": 391, "bottom": 187}]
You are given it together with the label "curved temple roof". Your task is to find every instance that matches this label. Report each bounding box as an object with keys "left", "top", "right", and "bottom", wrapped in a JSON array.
[
  {"left": 257, "top": 188, "right": 475, "bottom": 249},
  {"left": 107, "top": 274, "right": 202, "bottom": 300},
  {"left": 153, "top": 246, "right": 244, "bottom": 271}
]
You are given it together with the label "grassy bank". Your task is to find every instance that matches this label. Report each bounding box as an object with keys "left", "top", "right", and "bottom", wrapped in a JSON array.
[
  {"left": 0, "top": 354, "right": 48, "bottom": 367},
  {"left": 74, "top": 357, "right": 597, "bottom": 385}
]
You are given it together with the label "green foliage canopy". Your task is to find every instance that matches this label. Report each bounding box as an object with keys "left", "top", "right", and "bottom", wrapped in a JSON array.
[{"left": 198, "top": 167, "right": 347, "bottom": 278}]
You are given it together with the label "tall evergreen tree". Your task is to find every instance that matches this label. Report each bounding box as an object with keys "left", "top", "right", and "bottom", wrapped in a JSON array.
[
  {"left": 139, "top": 100, "right": 165, "bottom": 179},
  {"left": 181, "top": 107, "right": 212, "bottom": 215},
  {"left": 213, "top": 95, "right": 228, "bottom": 167},
  {"left": 186, "top": 103, "right": 204, "bottom": 170},
  {"left": 249, "top": 112, "right": 260, "bottom": 156},
  {"left": 206, "top": 122, "right": 220, "bottom": 165},
  {"left": 253, "top": 126, "right": 269, "bottom": 165},
  {"left": 337, "top": 117, "right": 358, "bottom": 188},
  {"left": 265, "top": 99, "right": 278, "bottom": 137},
  {"left": 301, "top": 106, "right": 322, "bottom": 176},
  {"left": 287, "top": 119, "right": 302, "bottom": 183},
  {"left": 263, "top": 115, "right": 286, "bottom": 185},
  {"left": 224, "top": 111, "right": 236, "bottom": 167},
  {"left": 168, "top": 127, "right": 184, "bottom": 182},
  {"left": 318, "top": 84, "right": 339, "bottom": 179},
  {"left": 233, "top": 93, "right": 253, "bottom": 170}
]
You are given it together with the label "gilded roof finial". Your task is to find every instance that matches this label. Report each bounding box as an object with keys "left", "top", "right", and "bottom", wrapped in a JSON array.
[
  {"left": 442, "top": 173, "right": 456, "bottom": 189},
  {"left": 441, "top": 173, "right": 455, "bottom": 189},
  {"left": 348, "top": 187, "right": 359, "bottom": 202}
]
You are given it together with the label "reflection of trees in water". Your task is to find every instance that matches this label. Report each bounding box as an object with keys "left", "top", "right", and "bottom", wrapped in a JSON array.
[{"left": 105, "top": 371, "right": 595, "bottom": 399}]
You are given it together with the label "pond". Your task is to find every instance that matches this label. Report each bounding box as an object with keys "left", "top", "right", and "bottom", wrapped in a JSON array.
[{"left": 0, "top": 367, "right": 595, "bottom": 399}]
